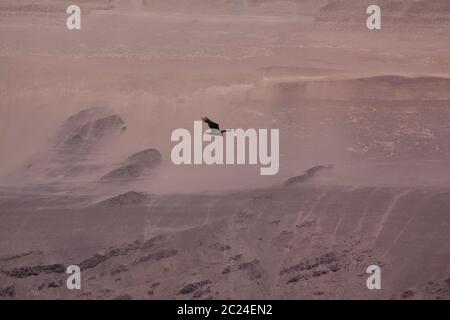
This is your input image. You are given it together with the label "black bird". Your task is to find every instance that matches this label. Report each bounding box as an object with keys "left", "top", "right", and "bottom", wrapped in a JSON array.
[{"left": 202, "top": 116, "right": 228, "bottom": 135}]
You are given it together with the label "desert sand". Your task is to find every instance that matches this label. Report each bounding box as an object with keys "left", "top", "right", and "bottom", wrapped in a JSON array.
[{"left": 0, "top": 0, "right": 449, "bottom": 300}]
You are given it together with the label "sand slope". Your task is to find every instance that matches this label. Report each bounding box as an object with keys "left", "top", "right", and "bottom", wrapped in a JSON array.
[{"left": 0, "top": 0, "right": 449, "bottom": 299}]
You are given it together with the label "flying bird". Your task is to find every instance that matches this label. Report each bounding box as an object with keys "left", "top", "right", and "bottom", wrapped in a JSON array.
[{"left": 202, "top": 116, "right": 228, "bottom": 135}]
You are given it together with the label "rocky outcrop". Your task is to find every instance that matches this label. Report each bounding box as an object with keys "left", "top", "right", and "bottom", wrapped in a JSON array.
[
  {"left": 98, "top": 191, "right": 150, "bottom": 207},
  {"left": 101, "top": 149, "right": 162, "bottom": 181},
  {"left": 282, "top": 165, "right": 333, "bottom": 186},
  {"left": 55, "top": 107, "right": 126, "bottom": 156},
  {"left": 2, "top": 264, "right": 65, "bottom": 278},
  {"left": 0, "top": 285, "right": 15, "bottom": 298},
  {"left": 15, "top": 107, "right": 128, "bottom": 181},
  {"left": 178, "top": 280, "right": 212, "bottom": 295}
]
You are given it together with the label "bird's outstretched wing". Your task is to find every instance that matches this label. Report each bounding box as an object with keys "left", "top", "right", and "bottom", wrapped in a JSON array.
[{"left": 202, "top": 116, "right": 220, "bottom": 130}]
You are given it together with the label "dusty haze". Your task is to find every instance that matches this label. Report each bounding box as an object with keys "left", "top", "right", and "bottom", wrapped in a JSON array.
[{"left": 0, "top": 0, "right": 449, "bottom": 300}]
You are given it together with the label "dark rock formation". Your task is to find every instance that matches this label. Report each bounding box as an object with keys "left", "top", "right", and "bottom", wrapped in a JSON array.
[
  {"left": 55, "top": 107, "right": 126, "bottom": 156},
  {"left": 178, "top": 280, "right": 212, "bottom": 295},
  {"left": 77, "top": 236, "right": 165, "bottom": 271},
  {"left": 110, "top": 265, "right": 129, "bottom": 276},
  {"left": 238, "top": 259, "right": 262, "bottom": 280},
  {"left": 14, "top": 107, "right": 128, "bottom": 181},
  {"left": 0, "top": 285, "right": 15, "bottom": 298},
  {"left": 101, "top": 148, "right": 162, "bottom": 181},
  {"left": 2, "top": 264, "right": 66, "bottom": 278},
  {"left": 38, "top": 279, "right": 63, "bottom": 290},
  {"left": 134, "top": 249, "right": 177, "bottom": 265},
  {"left": 280, "top": 252, "right": 337, "bottom": 275},
  {"left": 98, "top": 191, "right": 150, "bottom": 207},
  {"left": 282, "top": 164, "right": 333, "bottom": 186}
]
